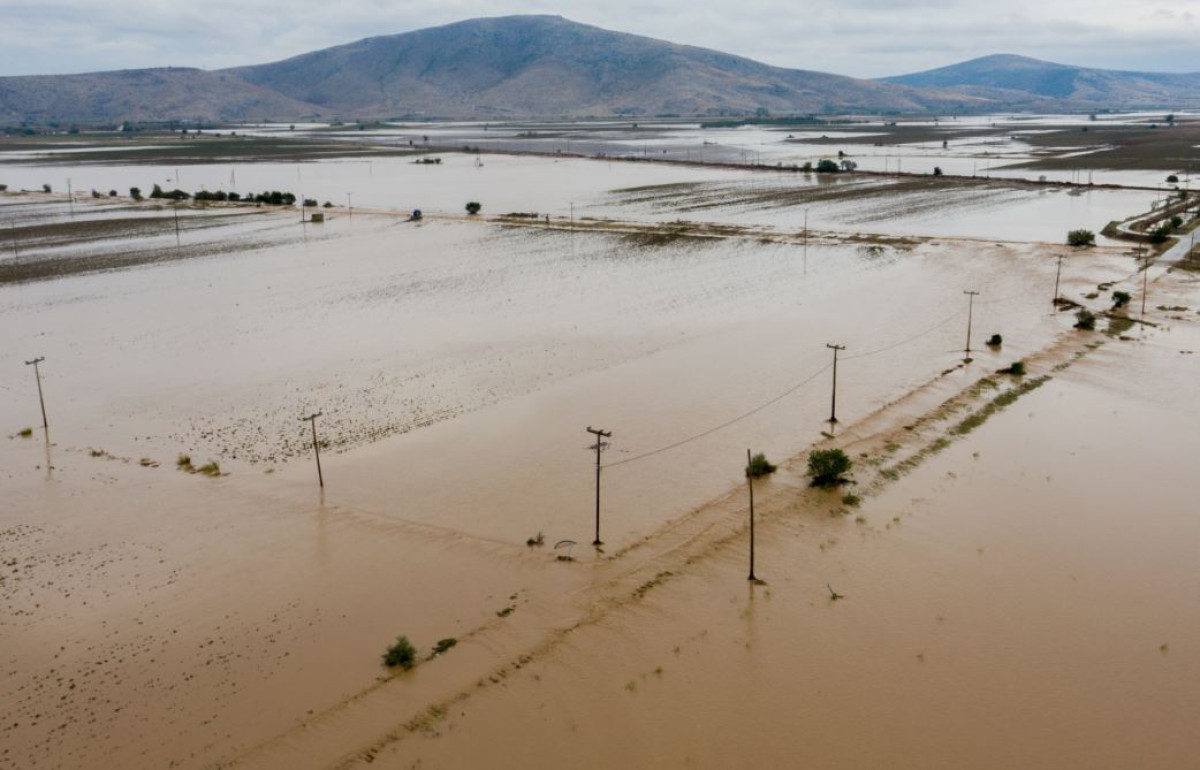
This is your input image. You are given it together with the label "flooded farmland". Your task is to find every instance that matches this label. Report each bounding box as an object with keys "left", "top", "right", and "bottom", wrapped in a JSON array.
[{"left": 2, "top": 122, "right": 1198, "bottom": 770}]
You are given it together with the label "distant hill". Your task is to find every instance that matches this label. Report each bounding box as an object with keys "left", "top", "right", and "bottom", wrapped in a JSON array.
[
  {"left": 224, "top": 15, "right": 966, "bottom": 118},
  {"left": 0, "top": 68, "right": 324, "bottom": 125},
  {"left": 882, "top": 54, "right": 1200, "bottom": 110},
  {"left": 3, "top": 19, "right": 1200, "bottom": 125}
]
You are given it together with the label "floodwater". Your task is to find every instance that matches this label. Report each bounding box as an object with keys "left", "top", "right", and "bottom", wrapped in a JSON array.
[
  {"left": 1, "top": 138, "right": 1196, "bottom": 769},
  {"left": 0, "top": 150, "right": 1154, "bottom": 243},
  {"left": 354, "top": 298, "right": 1200, "bottom": 770}
]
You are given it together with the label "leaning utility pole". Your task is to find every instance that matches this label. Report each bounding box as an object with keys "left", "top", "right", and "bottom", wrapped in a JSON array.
[
  {"left": 826, "top": 343, "right": 846, "bottom": 423},
  {"left": 586, "top": 426, "right": 611, "bottom": 546},
  {"left": 301, "top": 412, "right": 324, "bottom": 488},
  {"left": 963, "top": 290, "right": 980, "bottom": 362},
  {"left": 746, "top": 448, "right": 757, "bottom": 582},
  {"left": 24, "top": 356, "right": 48, "bottom": 429}
]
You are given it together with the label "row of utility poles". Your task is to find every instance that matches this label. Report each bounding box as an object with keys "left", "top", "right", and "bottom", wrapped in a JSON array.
[
  {"left": 578, "top": 266, "right": 1114, "bottom": 581},
  {"left": 17, "top": 242, "right": 1154, "bottom": 582}
]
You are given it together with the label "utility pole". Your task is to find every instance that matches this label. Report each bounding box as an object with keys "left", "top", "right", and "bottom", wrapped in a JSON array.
[
  {"left": 586, "top": 426, "right": 611, "bottom": 546},
  {"left": 801, "top": 206, "right": 811, "bottom": 275},
  {"left": 826, "top": 343, "right": 846, "bottom": 423},
  {"left": 963, "top": 290, "right": 980, "bottom": 362},
  {"left": 1141, "top": 254, "right": 1151, "bottom": 319},
  {"left": 346, "top": 192, "right": 352, "bottom": 217},
  {"left": 570, "top": 202, "right": 575, "bottom": 230},
  {"left": 67, "top": 178, "right": 74, "bottom": 216},
  {"left": 10, "top": 222, "right": 18, "bottom": 258},
  {"left": 173, "top": 205, "right": 181, "bottom": 249},
  {"left": 25, "top": 356, "right": 48, "bottom": 429},
  {"left": 746, "top": 448, "right": 757, "bottom": 582},
  {"left": 1053, "top": 254, "right": 1063, "bottom": 305},
  {"left": 301, "top": 412, "right": 324, "bottom": 488}
]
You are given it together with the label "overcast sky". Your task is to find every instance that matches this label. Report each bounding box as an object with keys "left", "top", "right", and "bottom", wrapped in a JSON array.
[{"left": 2, "top": 0, "right": 1199, "bottom": 78}]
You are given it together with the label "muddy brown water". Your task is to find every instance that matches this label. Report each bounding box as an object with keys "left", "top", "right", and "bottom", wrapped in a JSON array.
[{"left": 0, "top": 152, "right": 1194, "bottom": 768}]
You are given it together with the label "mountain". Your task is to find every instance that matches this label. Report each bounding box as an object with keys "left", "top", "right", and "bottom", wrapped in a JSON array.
[
  {"left": 883, "top": 54, "right": 1200, "bottom": 109},
  {"left": 3, "top": 19, "right": 1200, "bottom": 125},
  {"left": 223, "top": 15, "right": 966, "bottom": 118},
  {"left": 0, "top": 68, "right": 324, "bottom": 125}
]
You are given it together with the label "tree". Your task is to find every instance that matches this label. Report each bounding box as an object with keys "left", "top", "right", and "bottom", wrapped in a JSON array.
[
  {"left": 130, "top": 187, "right": 142, "bottom": 200},
  {"left": 933, "top": 166, "right": 944, "bottom": 176},
  {"left": 1067, "top": 229, "right": 1095, "bottom": 247},
  {"left": 807, "top": 448, "right": 852, "bottom": 487},
  {"left": 745, "top": 453, "right": 777, "bottom": 478},
  {"left": 1074, "top": 309, "right": 1096, "bottom": 330},
  {"left": 1167, "top": 174, "right": 1179, "bottom": 183},
  {"left": 465, "top": 201, "right": 482, "bottom": 215},
  {"left": 1112, "top": 290, "right": 1132, "bottom": 309},
  {"left": 816, "top": 159, "right": 840, "bottom": 173},
  {"left": 381, "top": 636, "right": 416, "bottom": 669},
  {"left": 150, "top": 184, "right": 164, "bottom": 199}
]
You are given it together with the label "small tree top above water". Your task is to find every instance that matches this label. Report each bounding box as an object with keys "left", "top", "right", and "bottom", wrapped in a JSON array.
[
  {"left": 807, "top": 448, "right": 852, "bottom": 487},
  {"left": 745, "top": 452, "right": 777, "bottom": 479},
  {"left": 1067, "top": 229, "right": 1095, "bottom": 247}
]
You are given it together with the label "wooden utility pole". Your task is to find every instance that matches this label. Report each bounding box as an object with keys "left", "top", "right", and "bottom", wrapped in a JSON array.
[
  {"left": 963, "top": 290, "right": 980, "bottom": 362},
  {"left": 1053, "top": 255, "right": 1064, "bottom": 305},
  {"left": 746, "top": 448, "right": 757, "bottom": 582},
  {"left": 1141, "top": 255, "right": 1151, "bottom": 319},
  {"left": 301, "top": 412, "right": 324, "bottom": 488},
  {"left": 346, "top": 192, "right": 352, "bottom": 217},
  {"left": 826, "top": 343, "right": 846, "bottom": 423},
  {"left": 24, "top": 356, "right": 48, "bottom": 429},
  {"left": 586, "top": 426, "right": 611, "bottom": 545}
]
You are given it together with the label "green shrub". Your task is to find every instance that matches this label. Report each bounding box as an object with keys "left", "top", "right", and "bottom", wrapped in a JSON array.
[
  {"left": 986, "top": 333, "right": 1002, "bottom": 347},
  {"left": 1170, "top": 215, "right": 1183, "bottom": 229},
  {"left": 17, "top": 427, "right": 32, "bottom": 438},
  {"left": 1067, "top": 229, "right": 1095, "bottom": 247},
  {"left": 1074, "top": 309, "right": 1096, "bottom": 330},
  {"left": 933, "top": 166, "right": 943, "bottom": 176},
  {"left": 1112, "top": 290, "right": 1132, "bottom": 308},
  {"left": 130, "top": 187, "right": 142, "bottom": 200},
  {"left": 197, "top": 460, "right": 220, "bottom": 477},
  {"left": 745, "top": 452, "right": 777, "bottom": 478},
  {"left": 465, "top": 201, "right": 482, "bottom": 215},
  {"left": 176, "top": 453, "right": 192, "bottom": 469},
  {"left": 816, "top": 159, "right": 840, "bottom": 173},
  {"left": 807, "top": 448, "right": 852, "bottom": 487},
  {"left": 382, "top": 636, "right": 417, "bottom": 669},
  {"left": 1004, "top": 361, "right": 1026, "bottom": 376},
  {"left": 1167, "top": 174, "right": 1179, "bottom": 183}
]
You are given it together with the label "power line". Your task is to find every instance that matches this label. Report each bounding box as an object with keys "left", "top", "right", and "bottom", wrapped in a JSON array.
[
  {"left": 604, "top": 363, "right": 831, "bottom": 470},
  {"left": 605, "top": 303, "right": 971, "bottom": 470}
]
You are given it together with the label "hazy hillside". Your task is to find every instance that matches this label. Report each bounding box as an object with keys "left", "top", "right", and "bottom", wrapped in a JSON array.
[
  {"left": 884, "top": 54, "right": 1200, "bottom": 110},
  {"left": 225, "top": 15, "right": 968, "bottom": 118},
  {"left": 4, "top": 18, "right": 1200, "bottom": 125},
  {"left": 0, "top": 68, "right": 324, "bottom": 125}
]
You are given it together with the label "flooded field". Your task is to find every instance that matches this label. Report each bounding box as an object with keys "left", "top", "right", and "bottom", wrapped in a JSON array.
[{"left": 1, "top": 125, "right": 1198, "bottom": 769}]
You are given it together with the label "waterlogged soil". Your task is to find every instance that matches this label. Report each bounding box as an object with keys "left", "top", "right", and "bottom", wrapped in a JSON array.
[
  {"left": 253, "top": 272, "right": 1200, "bottom": 770},
  {"left": 1, "top": 150, "right": 1194, "bottom": 769}
]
